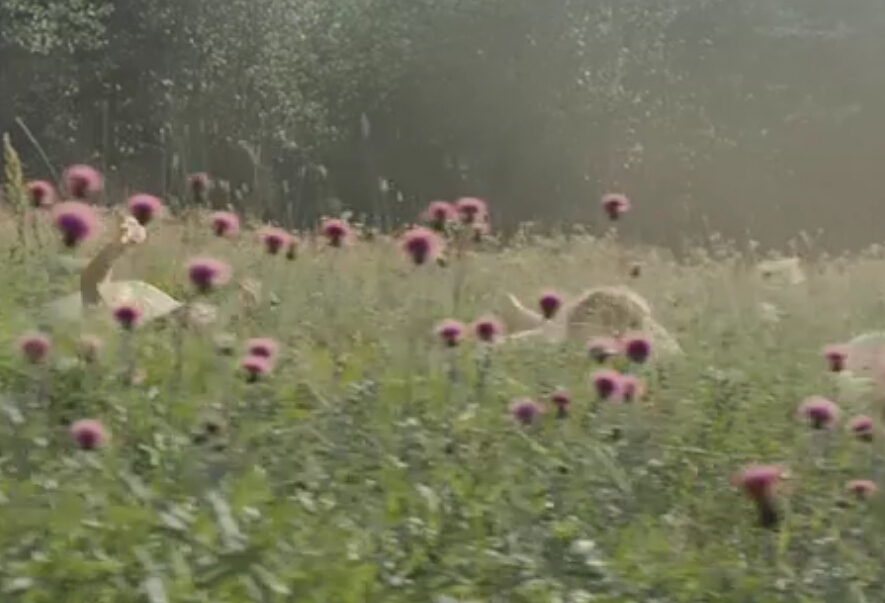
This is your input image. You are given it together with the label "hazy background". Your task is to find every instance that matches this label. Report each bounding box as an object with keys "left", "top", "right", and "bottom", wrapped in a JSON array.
[{"left": 2, "top": 0, "right": 884, "bottom": 251}]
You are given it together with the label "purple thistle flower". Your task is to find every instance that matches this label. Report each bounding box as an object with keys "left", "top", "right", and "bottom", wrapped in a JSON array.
[
  {"left": 798, "top": 396, "right": 840, "bottom": 430},
  {"left": 186, "top": 257, "right": 232, "bottom": 294},
  {"left": 621, "top": 375, "right": 646, "bottom": 403},
  {"left": 454, "top": 197, "right": 488, "bottom": 225},
  {"left": 52, "top": 201, "right": 99, "bottom": 248},
  {"left": 62, "top": 164, "right": 103, "bottom": 200},
  {"left": 733, "top": 463, "right": 785, "bottom": 529},
  {"left": 187, "top": 172, "right": 211, "bottom": 201},
  {"left": 320, "top": 218, "right": 351, "bottom": 248},
  {"left": 473, "top": 315, "right": 503, "bottom": 344},
  {"left": 538, "top": 290, "right": 563, "bottom": 320},
  {"left": 849, "top": 415, "right": 874, "bottom": 442},
  {"left": 436, "top": 319, "right": 465, "bottom": 348},
  {"left": 70, "top": 418, "right": 109, "bottom": 450},
  {"left": 112, "top": 303, "right": 142, "bottom": 331},
  {"left": 823, "top": 344, "right": 848, "bottom": 373},
  {"left": 622, "top": 333, "right": 652, "bottom": 364},
  {"left": 18, "top": 332, "right": 50, "bottom": 364},
  {"left": 241, "top": 355, "right": 272, "bottom": 383},
  {"left": 126, "top": 193, "right": 164, "bottom": 225},
  {"left": 551, "top": 389, "right": 570, "bottom": 419},
  {"left": 423, "top": 201, "right": 457, "bottom": 231},
  {"left": 591, "top": 368, "right": 622, "bottom": 400},
  {"left": 401, "top": 226, "right": 442, "bottom": 266},
  {"left": 846, "top": 479, "right": 877, "bottom": 500},
  {"left": 210, "top": 211, "right": 240, "bottom": 237},
  {"left": 510, "top": 398, "right": 542, "bottom": 425},
  {"left": 246, "top": 337, "right": 280, "bottom": 361},
  {"left": 601, "top": 193, "right": 631, "bottom": 221},
  {"left": 26, "top": 180, "right": 56, "bottom": 208}
]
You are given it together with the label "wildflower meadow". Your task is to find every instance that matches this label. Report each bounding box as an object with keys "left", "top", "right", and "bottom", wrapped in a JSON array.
[{"left": 2, "top": 140, "right": 885, "bottom": 603}]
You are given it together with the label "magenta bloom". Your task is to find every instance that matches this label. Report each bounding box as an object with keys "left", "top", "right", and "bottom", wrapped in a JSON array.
[
  {"left": 551, "top": 389, "right": 570, "bottom": 419},
  {"left": 18, "top": 332, "right": 51, "bottom": 364},
  {"left": 587, "top": 336, "right": 619, "bottom": 363},
  {"left": 52, "top": 201, "right": 99, "bottom": 248},
  {"left": 423, "top": 201, "right": 456, "bottom": 231},
  {"left": 70, "top": 419, "right": 108, "bottom": 450},
  {"left": 210, "top": 211, "right": 240, "bottom": 238},
  {"left": 401, "top": 227, "right": 442, "bottom": 266},
  {"left": 320, "top": 218, "right": 351, "bottom": 248},
  {"left": 126, "top": 193, "right": 164, "bottom": 225},
  {"left": 621, "top": 375, "right": 646, "bottom": 403},
  {"left": 822, "top": 344, "right": 848, "bottom": 373},
  {"left": 454, "top": 197, "right": 488, "bottom": 224},
  {"left": 510, "top": 398, "right": 542, "bottom": 425},
  {"left": 798, "top": 396, "right": 840, "bottom": 430},
  {"left": 187, "top": 172, "right": 211, "bottom": 200},
  {"left": 849, "top": 415, "right": 874, "bottom": 442},
  {"left": 436, "top": 319, "right": 465, "bottom": 348},
  {"left": 538, "top": 290, "right": 563, "bottom": 320},
  {"left": 186, "top": 257, "right": 232, "bottom": 294},
  {"left": 601, "top": 193, "right": 631, "bottom": 221},
  {"left": 591, "top": 368, "right": 622, "bottom": 400},
  {"left": 240, "top": 355, "right": 272, "bottom": 383},
  {"left": 846, "top": 479, "right": 878, "bottom": 500},
  {"left": 473, "top": 315, "right": 503, "bottom": 344},
  {"left": 62, "top": 164, "right": 103, "bottom": 200},
  {"left": 622, "top": 333, "right": 652, "bottom": 364},
  {"left": 259, "top": 226, "right": 292, "bottom": 255},
  {"left": 246, "top": 337, "right": 280, "bottom": 361},
  {"left": 26, "top": 180, "right": 56, "bottom": 208},
  {"left": 112, "top": 303, "right": 142, "bottom": 331},
  {"left": 733, "top": 463, "right": 785, "bottom": 528}
]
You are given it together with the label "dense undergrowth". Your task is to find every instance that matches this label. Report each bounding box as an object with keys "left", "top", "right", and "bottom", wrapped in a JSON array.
[{"left": 2, "top": 155, "right": 885, "bottom": 602}]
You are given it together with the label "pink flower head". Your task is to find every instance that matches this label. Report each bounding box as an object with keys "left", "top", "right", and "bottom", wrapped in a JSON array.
[
  {"left": 77, "top": 334, "right": 103, "bottom": 364},
  {"left": 52, "top": 201, "right": 99, "bottom": 248},
  {"left": 734, "top": 463, "right": 786, "bottom": 528},
  {"left": 401, "top": 227, "right": 442, "bottom": 266},
  {"left": 70, "top": 418, "right": 109, "bottom": 451},
  {"left": 18, "top": 332, "right": 51, "bottom": 364},
  {"left": 454, "top": 197, "right": 488, "bottom": 224},
  {"left": 551, "top": 389, "right": 570, "bottom": 419},
  {"left": 591, "top": 368, "right": 622, "bottom": 400},
  {"left": 62, "top": 164, "right": 103, "bottom": 200},
  {"left": 734, "top": 464, "right": 785, "bottom": 503},
  {"left": 849, "top": 415, "right": 874, "bottom": 442},
  {"left": 126, "top": 193, "right": 164, "bottom": 225},
  {"left": 259, "top": 226, "right": 292, "bottom": 256},
  {"left": 601, "top": 193, "right": 631, "bottom": 221},
  {"left": 587, "top": 336, "right": 619, "bottom": 363},
  {"left": 846, "top": 479, "right": 878, "bottom": 500},
  {"left": 822, "top": 344, "right": 848, "bottom": 373},
  {"left": 510, "top": 398, "right": 542, "bottom": 425},
  {"left": 112, "top": 302, "right": 142, "bottom": 331},
  {"left": 622, "top": 333, "right": 652, "bottom": 364},
  {"left": 210, "top": 211, "right": 240, "bottom": 237},
  {"left": 26, "top": 180, "right": 56, "bottom": 208},
  {"left": 285, "top": 239, "right": 298, "bottom": 260},
  {"left": 240, "top": 354, "right": 272, "bottom": 383},
  {"left": 621, "top": 375, "right": 646, "bottom": 403},
  {"left": 186, "top": 257, "right": 232, "bottom": 294},
  {"left": 423, "top": 201, "right": 456, "bottom": 231},
  {"left": 246, "top": 337, "right": 280, "bottom": 361},
  {"left": 435, "top": 319, "right": 465, "bottom": 348},
  {"left": 187, "top": 172, "right": 211, "bottom": 200},
  {"left": 798, "top": 396, "right": 840, "bottom": 430},
  {"left": 473, "top": 315, "right": 503, "bottom": 344},
  {"left": 538, "top": 290, "right": 563, "bottom": 320},
  {"left": 320, "top": 218, "right": 351, "bottom": 248}
]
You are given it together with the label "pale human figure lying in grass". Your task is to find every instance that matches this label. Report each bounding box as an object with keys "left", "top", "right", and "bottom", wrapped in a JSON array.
[
  {"left": 833, "top": 332, "right": 885, "bottom": 406},
  {"left": 43, "top": 214, "right": 217, "bottom": 327},
  {"left": 500, "top": 285, "right": 683, "bottom": 358}
]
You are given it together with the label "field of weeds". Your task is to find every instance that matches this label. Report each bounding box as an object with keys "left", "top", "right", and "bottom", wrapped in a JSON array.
[{"left": 2, "top": 157, "right": 885, "bottom": 602}]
